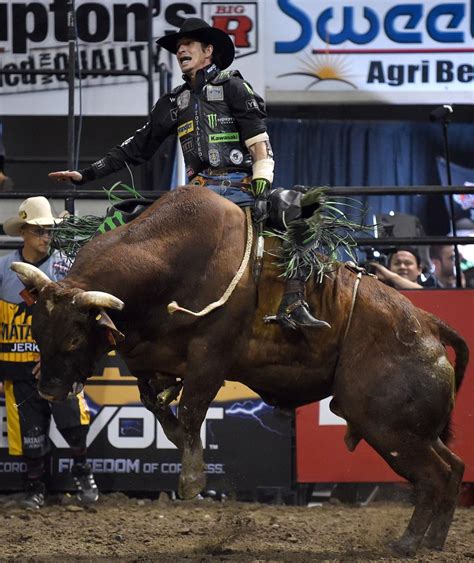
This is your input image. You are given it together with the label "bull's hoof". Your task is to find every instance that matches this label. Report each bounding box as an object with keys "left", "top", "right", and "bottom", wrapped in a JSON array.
[
  {"left": 388, "top": 537, "right": 417, "bottom": 557},
  {"left": 422, "top": 533, "right": 446, "bottom": 551},
  {"left": 423, "top": 518, "right": 451, "bottom": 551},
  {"left": 178, "top": 472, "right": 206, "bottom": 500},
  {"left": 423, "top": 540, "right": 444, "bottom": 551}
]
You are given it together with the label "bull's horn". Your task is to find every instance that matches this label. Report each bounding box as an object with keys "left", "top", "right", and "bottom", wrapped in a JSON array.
[
  {"left": 10, "top": 262, "right": 51, "bottom": 291},
  {"left": 73, "top": 291, "right": 124, "bottom": 311}
]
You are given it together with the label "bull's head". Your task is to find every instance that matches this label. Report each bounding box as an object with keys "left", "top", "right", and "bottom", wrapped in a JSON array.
[{"left": 11, "top": 262, "right": 125, "bottom": 402}]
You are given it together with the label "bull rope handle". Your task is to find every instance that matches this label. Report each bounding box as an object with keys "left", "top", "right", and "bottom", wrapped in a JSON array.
[
  {"left": 167, "top": 207, "right": 253, "bottom": 317},
  {"left": 343, "top": 271, "right": 362, "bottom": 341}
]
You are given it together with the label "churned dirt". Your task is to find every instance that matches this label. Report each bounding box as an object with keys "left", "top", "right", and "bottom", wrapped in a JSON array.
[{"left": 0, "top": 493, "right": 473, "bottom": 562}]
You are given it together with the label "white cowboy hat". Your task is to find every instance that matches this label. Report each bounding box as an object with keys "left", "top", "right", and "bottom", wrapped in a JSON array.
[{"left": 3, "top": 196, "right": 62, "bottom": 236}]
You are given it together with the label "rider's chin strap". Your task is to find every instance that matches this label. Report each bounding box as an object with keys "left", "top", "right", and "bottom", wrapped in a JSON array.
[{"left": 167, "top": 207, "right": 253, "bottom": 318}]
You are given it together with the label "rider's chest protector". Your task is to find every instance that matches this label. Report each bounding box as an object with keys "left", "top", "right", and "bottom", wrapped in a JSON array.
[{"left": 173, "top": 69, "right": 253, "bottom": 179}]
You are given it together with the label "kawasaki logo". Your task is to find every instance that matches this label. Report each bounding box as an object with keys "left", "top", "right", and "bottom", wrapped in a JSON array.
[
  {"left": 177, "top": 120, "right": 194, "bottom": 138},
  {"left": 207, "top": 114, "right": 217, "bottom": 128},
  {"left": 209, "top": 132, "right": 240, "bottom": 143}
]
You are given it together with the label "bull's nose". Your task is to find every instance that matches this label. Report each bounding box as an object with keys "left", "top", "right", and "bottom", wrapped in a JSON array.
[
  {"left": 71, "top": 382, "right": 84, "bottom": 395},
  {"left": 38, "top": 386, "right": 69, "bottom": 402},
  {"left": 38, "top": 389, "right": 61, "bottom": 401}
]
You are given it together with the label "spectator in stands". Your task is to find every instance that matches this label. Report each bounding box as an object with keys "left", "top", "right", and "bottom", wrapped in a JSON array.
[
  {"left": 0, "top": 155, "right": 14, "bottom": 192},
  {"left": 369, "top": 247, "right": 423, "bottom": 289},
  {"left": 464, "top": 267, "right": 474, "bottom": 289},
  {"left": 0, "top": 197, "right": 99, "bottom": 509},
  {"left": 427, "top": 245, "right": 457, "bottom": 288}
]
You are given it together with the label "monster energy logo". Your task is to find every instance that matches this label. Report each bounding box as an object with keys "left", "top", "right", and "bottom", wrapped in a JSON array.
[
  {"left": 209, "top": 132, "right": 239, "bottom": 143},
  {"left": 97, "top": 210, "right": 126, "bottom": 234},
  {"left": 252, "top": 179, "right": 267, "bottom": 196},
  {"left": 243, "top": 82, "right": 254, "bottom": 95},
  {"left": 207, "top": 114, "right": 217, "bottom": 128}
]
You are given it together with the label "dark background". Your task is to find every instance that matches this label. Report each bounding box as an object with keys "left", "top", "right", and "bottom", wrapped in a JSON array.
[{"left": 1, "top": 103, "right": 473, "bottom": 236}]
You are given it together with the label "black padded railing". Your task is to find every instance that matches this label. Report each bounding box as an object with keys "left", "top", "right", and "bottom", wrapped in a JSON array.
[{"left": 2, "top": 185, "right": 473, "bottom": 264}]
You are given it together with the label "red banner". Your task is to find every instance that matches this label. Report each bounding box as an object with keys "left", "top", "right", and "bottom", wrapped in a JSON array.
[{"left": 296, "top": 289, "right": 474, "bottom": 482}]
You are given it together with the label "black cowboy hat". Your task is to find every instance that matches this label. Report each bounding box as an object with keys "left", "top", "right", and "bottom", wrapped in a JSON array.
[{"left": 156, "top": 17, "right": 235, "bottom": 70}]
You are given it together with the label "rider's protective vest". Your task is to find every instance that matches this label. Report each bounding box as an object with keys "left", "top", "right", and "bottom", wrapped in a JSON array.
[
  {"left": 171, "top": 68, "right": 265, "bottom": 179},
  {"left": 78, "top": 65, "right": 268, "bottom": 185}
]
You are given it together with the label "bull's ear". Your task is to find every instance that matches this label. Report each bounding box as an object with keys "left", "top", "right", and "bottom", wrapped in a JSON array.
[{"left": 95, "top": 309, "right": 125, "bottom": 348}]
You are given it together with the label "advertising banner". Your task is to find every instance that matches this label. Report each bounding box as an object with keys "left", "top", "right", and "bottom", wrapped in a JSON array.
[
  {"left": 0, "top": 0, "right": 263, "bottom": 115},
  {"left": 296, "top": 290, "right": 474, "bottom": 483},
  {"left": 267, "top": 0, "right": 474, "bottom": 104},
  {"left": 2, "top": 1, "right": 472, "bottom": 113},
  {"left": 0, "top": 353, "right": 292, "bottom": 493}
]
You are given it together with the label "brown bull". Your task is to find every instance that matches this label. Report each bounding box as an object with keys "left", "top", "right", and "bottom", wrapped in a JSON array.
[{"left": 12, "top": 186, "right": 468, "bottom": 556}]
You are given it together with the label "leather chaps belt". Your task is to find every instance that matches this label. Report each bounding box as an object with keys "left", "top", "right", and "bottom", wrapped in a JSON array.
[{"left": 191, "top": 171, "right": 251, "bottom": 190}]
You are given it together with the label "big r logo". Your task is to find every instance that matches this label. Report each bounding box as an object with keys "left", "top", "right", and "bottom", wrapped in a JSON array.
[{"left": 202, "top": 2, "right": 258, "bottom": 58}]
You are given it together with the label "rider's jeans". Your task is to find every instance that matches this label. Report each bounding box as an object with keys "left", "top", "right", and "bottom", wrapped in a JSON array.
[{"left": 191, "top": 171, "right": 255, "bottom": 207}]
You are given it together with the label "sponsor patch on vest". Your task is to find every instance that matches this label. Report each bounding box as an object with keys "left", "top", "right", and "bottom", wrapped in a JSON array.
[
  {"left": 217, "top": 70, "right": 232, "bottom": 80},
  {"left": 178, "top": 120, "right": 194, "bottom": 138},
  {"left": 181, "top": 137, "right": 194, "bottom": 154},
  {"left": 186, "top": 166, "right": 195, "bottom": 178},
  {"left": 209, "top": 132, "right": 240, "bottom": 143},
  {"left": 230, "top": 149, "right": 244, "bottom": 165},
  {"left": 208, "top": 148, "right": 221, "bottom": 167},
  {"left": 170, "top": 108, "right": 178, "bottom": 121},
  {"left": 246, "top": 99, "right": 258, "bottom": 111},
  {"left": 52, "top": 261, "right": 69, "bottom": 275},
  {"left": 206, "top": 85, "right": 224, "bottom": 101},
  {"left": 206, "top": 64, "right": 218, "bottom": 75},
  {"left": 207, "top": 113, "right": 218, "bottom": 128},
  {"left": 177, "top": 90, "right": 191, "bottom": 110}
]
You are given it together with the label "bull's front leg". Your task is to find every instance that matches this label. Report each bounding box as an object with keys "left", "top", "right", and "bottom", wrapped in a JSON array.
[
  {"left": 177, "top": 375, "right": 224, "bottom": 500},
  {"left": 136, "top": 376, "right": 184, "bottom": 450}
]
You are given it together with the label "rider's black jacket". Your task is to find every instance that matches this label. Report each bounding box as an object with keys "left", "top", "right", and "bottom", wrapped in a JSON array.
[{"left": 78, "top": 64, "right": 267, "bottom": 184}]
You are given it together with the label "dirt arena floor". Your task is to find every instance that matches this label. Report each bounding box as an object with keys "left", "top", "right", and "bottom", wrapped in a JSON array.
[{"left": 0, "top": 492, "right": 473, "bottom": 562}]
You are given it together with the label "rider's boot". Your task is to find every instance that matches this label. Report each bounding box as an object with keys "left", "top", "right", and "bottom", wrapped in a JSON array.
[{"left": 265, "top": 279, "right": 331, "bottom": 330}]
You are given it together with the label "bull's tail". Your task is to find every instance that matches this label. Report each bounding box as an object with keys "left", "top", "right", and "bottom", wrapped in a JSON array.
[
  {"left": 436, "top": 317, "right": 469, "bottom": 392},
  {"left": 432, "top": 316, "right": 469, "bottom": 444}
]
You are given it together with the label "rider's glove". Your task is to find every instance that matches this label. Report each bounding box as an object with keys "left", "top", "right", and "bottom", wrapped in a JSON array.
[
  {"left": 253, "top": 197, "right": 269, "bottom": 224},
  {"left": 249, "top": 178, "right": 271, "bottom": 199},
  {"left": 250, "top": 178, "right": 271, "bottom": 224}
]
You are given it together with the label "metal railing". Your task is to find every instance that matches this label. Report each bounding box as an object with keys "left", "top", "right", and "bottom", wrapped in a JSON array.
[
  {"left": 2, "top": 184, "right": 473, "bottom": 246},
  {"left": 1, "top": 0, "right": 172, "bottom": 195}
]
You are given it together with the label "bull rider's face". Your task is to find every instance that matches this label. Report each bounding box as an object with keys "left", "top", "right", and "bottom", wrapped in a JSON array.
[{"left": 176, "top": 38, "right": 213, "bottom": 77}]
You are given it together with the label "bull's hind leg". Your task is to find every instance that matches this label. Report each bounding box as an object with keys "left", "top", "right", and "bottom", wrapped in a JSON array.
[
  {"left": 365, "top": 435, "right": 452, "bottom": 556},
  {"left": 424, "top": 438, "right": 465, "bottom": 550}
]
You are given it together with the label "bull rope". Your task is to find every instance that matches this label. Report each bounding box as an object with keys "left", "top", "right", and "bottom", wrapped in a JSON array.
[
  {"left": 167, "top": 207, "right": 253, "bottom": 317},
  {"left": 343, "top": 271, "right": 362, "bottom": 342}
]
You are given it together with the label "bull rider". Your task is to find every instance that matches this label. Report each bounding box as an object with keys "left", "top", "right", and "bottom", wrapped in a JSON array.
[{"left": 49, "top": 17, "right": 330, "bottom": 331}]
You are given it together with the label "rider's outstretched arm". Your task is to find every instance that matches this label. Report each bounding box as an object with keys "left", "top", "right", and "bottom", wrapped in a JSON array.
[{"left": 48, "top": 96, "right": 176, "bottom": 186}]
